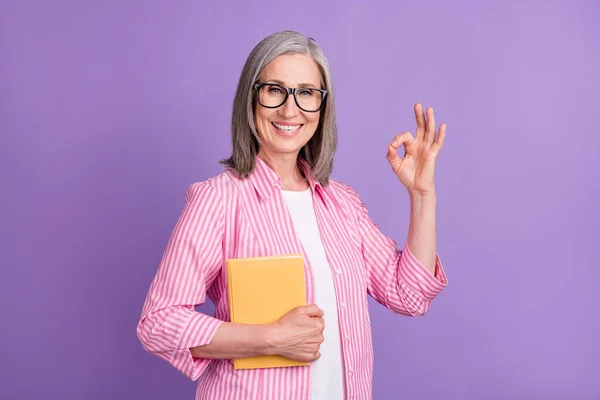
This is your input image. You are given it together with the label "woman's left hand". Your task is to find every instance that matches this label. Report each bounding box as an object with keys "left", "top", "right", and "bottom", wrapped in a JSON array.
[{"left": 386, "top": 103, "right": 446, "bottom": 196}]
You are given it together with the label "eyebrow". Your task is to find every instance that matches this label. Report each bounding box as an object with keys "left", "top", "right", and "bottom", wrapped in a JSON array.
[{"left": 265, "top": 79, "right": 319, "bottom": 89}]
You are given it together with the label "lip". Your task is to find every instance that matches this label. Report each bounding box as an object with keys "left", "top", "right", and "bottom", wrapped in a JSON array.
[{"left": 271, "top": 122, "right": 303, "bottom": 137}]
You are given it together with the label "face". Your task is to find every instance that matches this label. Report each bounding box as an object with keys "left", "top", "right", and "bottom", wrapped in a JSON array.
[{"left": 254, "top": 53, "right": 323, "bottom": 159}]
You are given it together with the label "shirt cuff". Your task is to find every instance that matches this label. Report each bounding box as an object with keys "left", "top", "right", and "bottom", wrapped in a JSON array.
[
  {"left": 171, "top": 311, "right": 225, "bottom": 381},
  {"left": 398, "top": 242, "right": 448, "bottom": 301}
]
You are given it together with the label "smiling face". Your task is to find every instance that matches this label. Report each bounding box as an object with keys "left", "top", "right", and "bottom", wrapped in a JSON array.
[{"left": 254, "top": 53, "right": 323, "bottom": 159}]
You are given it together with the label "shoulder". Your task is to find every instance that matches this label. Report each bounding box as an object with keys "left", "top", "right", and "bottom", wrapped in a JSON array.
[
  {"left": 184, "top": 168, "right": 246, "bottom": 203},
  {"left": 323, "top": 178, "right": 366, "bottom": 215},
  {"left": 326, "top": 178, "right": 362, "bottom": 202}
]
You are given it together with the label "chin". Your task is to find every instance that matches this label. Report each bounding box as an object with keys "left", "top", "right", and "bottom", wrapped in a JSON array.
[{"left": 272, "top": 145, "right": 304, "bottom": 155}]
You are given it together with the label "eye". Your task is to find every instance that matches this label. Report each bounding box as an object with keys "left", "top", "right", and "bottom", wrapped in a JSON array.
[
  {"left": 298, "top": 89, "right": 314, "bottom": 97},
  {"left": 268, "top": 85, "right": 283, "bottom": 94}
]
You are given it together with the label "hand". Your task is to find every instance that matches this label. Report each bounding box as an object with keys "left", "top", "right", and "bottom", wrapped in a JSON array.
[
  {"left": 386, "top": 103, "right": 446, "bottom": 196},
  {"left": 266, "top": 304, "right": 325, "bottom": 362}
]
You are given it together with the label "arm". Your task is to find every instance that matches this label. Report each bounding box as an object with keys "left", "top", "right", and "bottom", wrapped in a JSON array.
[
  {"left": 192, "top": 304, "right": 325, "bottom": 362},
  {"left": 407, "top": 191, "right": 437, "bottom": 275},
  {"left": 345, "top": 185, "right": 447, "bottom": 317},
  {"left": 189, "top": 322, "right": 273, "bottom": 359},
  {"left": 358, "top": 103, "right": 447, "bottom": 315},
  {"left": 136, "top": 182, "right": 226, "bottom": 381}
]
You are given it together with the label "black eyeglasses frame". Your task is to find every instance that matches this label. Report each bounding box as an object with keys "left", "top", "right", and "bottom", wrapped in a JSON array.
[{"left": 253, "top": 83, "right": 328, "bottom": 113}]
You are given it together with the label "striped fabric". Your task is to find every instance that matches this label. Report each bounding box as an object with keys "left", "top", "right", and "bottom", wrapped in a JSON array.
[{"left": 137, "top": 156, "right": 447, "bottom": 400}]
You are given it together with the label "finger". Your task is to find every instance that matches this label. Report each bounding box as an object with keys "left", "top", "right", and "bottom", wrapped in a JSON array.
[
  {"left": 316, "top": 318, "right": 325, "bottom": 330},
  {"left": 414, "top": 103, "right": 425, "bottom": 140},
  {"left": 430, "top": 123, "right": 446, "bottom": 155},
  {"left": 424, "top": 107, "right": 436, "bottom": 144},
  {"left": 387, "top": 132, "right": 414, "bottom": 163}
]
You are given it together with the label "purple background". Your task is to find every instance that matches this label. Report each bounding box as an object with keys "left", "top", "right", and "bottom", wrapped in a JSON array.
[{"left": 1, "top": 1, "right": 599, "bottom": 399}]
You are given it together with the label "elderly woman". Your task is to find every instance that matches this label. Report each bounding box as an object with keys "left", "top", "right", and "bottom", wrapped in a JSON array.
[{"left": 137, "top": 30, "right": 447, "bottom": 400}]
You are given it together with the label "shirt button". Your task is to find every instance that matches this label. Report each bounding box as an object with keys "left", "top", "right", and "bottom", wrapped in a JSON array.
[
  {"left": 345, "top": 334, "right": 350, "bottom": 341},
  {"left": 349, "top": 366, "right": 354, "bottom": 373},
  {"left": 336, "top": 269, "right": 342, "bottom": 275},
  {"left": 340, "top": 302, "right": 346, "bottom": 309}
]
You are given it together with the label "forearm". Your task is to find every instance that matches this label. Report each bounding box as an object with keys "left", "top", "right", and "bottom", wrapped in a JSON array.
[
  {"left": 190, "top": 322, "right": 275, "bottom": 359},
  {"left": 406, "top": 191, "right": 437, "bottom": 275}
]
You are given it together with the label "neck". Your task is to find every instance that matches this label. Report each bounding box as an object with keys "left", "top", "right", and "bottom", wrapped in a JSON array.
[{"left": 257, "top": 148, "right": 307, "bottom": 190}]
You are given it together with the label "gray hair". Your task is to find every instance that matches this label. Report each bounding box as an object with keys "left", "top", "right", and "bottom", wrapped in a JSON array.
[{"left": 219, "top": 30, "right": 337, "bottom": 185}]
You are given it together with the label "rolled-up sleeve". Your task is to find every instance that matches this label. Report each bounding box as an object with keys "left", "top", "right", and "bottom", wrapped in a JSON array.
[
  {"left": 345, "top": 185, "right": 448, "bottom": 316},
  {"left": 136, "top": 182, "right": 225, "bottom": 380}
]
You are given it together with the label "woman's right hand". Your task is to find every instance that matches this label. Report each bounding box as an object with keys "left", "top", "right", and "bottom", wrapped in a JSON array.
[{"left": 267, "top": 304, "right": 325, "bottom": 362}]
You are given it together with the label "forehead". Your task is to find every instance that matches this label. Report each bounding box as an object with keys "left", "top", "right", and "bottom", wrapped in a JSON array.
[{"left": 259, "top": 53, "right": 322, "bottom": 87}]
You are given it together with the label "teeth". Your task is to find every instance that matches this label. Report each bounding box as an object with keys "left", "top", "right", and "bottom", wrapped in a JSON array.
[{"left": 273, "top": 122, "right": 301, "bottom": 132}]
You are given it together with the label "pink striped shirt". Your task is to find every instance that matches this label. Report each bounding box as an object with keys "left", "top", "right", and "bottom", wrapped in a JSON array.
[{"left": 137, "top": 156, "right": 447, "bottom": 400}]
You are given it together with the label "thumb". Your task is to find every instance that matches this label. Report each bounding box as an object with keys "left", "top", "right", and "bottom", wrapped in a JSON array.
[{"left": 302, "top": 304, "right": 324, "bottom": 318}]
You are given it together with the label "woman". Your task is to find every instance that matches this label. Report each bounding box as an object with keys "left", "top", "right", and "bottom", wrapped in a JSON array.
[{"left": 137, "top": 30, "right": 447, "bottom": 400}]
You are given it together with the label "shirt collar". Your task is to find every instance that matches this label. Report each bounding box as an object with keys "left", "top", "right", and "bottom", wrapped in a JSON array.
[{"left": 249, "top": 155, "right": 322, "bottom": 202}]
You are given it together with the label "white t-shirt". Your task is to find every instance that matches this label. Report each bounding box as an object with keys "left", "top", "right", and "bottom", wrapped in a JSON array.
[{"left": 281, "top": 188, "right": 345, "bottom": 400}]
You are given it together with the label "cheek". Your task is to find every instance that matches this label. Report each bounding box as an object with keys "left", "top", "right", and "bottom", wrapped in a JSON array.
[
  {"left": 254, "top": 110, "right": 272, "bottom": 136},
  {"left": 306, "top": 114, "right": 320, "bottom": 131}
]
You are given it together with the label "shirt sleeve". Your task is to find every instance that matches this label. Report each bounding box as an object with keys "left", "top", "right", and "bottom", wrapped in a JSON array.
[
  {"left": 345, "top": 185, "right": 448, "bottom": 316},
  {"left": 136, "top": 182, "right": 226, "bottom": 381}
]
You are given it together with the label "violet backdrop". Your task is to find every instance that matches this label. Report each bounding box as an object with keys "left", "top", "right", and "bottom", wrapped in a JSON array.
[{"left": 1, "top": 1, "right": 599, "bottom": 399}]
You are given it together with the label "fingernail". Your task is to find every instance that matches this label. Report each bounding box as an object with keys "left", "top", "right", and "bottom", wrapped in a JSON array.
[{"left": 392, "top": 140, "right": 398, "bottom": 146}]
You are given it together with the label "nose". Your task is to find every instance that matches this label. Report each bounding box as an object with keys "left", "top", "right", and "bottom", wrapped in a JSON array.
[{"left": 279, "top": 92, "right": 300, "bottom": 119}]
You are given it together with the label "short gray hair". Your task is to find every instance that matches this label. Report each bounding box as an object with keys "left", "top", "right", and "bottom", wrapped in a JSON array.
[{"left": 219, "top": 30, "right": 337, "bottom": 185}]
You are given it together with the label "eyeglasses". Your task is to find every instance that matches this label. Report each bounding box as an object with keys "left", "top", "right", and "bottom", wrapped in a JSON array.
[{"left": 254, "top": 83, "right": 328, "bottom": 113}]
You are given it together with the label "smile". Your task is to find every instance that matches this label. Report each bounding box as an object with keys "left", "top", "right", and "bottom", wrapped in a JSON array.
[{"left": 272, "top": 122, "right": 303, "bottom": 133}]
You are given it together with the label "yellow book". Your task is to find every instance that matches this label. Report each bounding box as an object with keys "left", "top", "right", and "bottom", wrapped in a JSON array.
[{"left": 226, "top": 254, "right": 309, "bottom": 370}]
